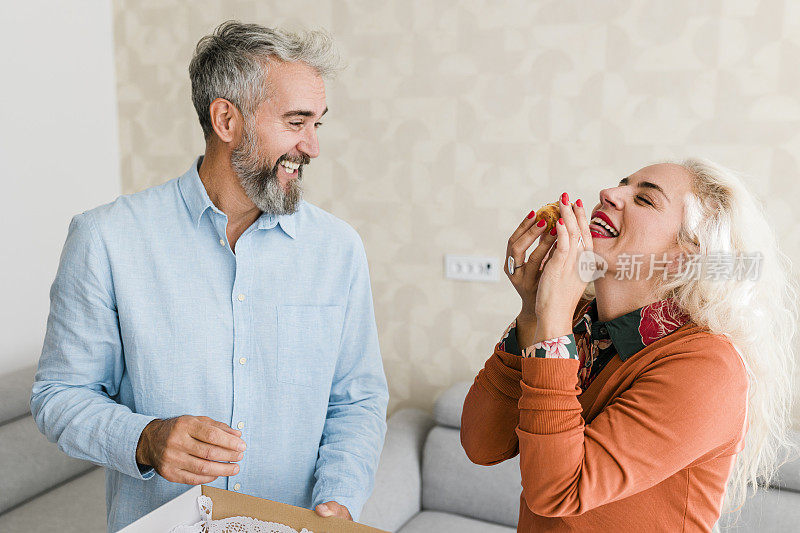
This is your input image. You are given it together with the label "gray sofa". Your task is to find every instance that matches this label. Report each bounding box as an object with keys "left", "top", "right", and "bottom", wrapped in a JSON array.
[
  {"left": 0, "top": 365, "right": 106, "bottom": 532},
  {"left": 361, "top": 382, "right": 800, "bottom": 532},
  {"left": 2, "top": 366, "right": 799, "bottom": 532}
]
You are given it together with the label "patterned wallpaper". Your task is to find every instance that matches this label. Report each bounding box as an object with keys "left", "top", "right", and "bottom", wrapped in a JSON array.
[{"left": 113, "top": 0, "right": 800, "bottom": 420}]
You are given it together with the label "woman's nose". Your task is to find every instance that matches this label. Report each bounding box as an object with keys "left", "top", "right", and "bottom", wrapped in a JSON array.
[{"left": 599, "top": 187, "right": 623, "bottom": 210}]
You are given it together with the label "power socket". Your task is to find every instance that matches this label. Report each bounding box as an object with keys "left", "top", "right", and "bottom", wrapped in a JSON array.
[{"left": 444, "top": 254, "right": 500, "bottom": 282}]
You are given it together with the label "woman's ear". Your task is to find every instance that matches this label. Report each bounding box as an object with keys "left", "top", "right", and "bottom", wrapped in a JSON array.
[{"left": 666, "top": 251, "right": 684, "bottom": 277}]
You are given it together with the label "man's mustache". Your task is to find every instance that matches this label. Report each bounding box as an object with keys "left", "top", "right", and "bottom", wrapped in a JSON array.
[{"left": 277, "top": 154, "right": 311, "bottom": 166}]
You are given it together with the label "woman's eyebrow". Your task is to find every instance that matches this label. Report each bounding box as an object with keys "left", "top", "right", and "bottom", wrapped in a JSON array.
[{"left": 619, "top": 177, "right": 671, "bottom": 203}]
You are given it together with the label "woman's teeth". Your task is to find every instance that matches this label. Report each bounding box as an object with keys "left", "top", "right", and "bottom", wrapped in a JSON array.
[
  {"left": 590, "top": 217, "right": 619, "bottom": 237},
  {"left": 281, "top": 161, "right": 300, "bottom": 173}
]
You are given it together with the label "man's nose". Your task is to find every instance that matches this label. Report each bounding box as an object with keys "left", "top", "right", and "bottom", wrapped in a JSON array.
[{"left": 298, "top": 128, "right": 320, "bottom": 159}]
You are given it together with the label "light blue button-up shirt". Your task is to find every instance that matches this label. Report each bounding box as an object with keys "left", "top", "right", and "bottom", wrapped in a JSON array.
[{"left": 31, "top": 158, "right": 388, "bottom": 532}]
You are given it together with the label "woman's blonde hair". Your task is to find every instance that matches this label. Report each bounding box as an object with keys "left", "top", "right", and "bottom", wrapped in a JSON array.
[{"left": 656, "top": 158, "right": 798, "bottom": 523}]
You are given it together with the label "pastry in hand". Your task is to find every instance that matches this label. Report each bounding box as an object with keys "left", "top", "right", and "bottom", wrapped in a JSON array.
[{"left": 534, "top": 201, "right": 561, "bottom": 232}]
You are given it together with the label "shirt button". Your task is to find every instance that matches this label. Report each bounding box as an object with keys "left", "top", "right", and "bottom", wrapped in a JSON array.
[
  {"left": 237, "top": 421, "right": 245, "bottom": 430},
  {"left": 233, "top": 483, "right": 241, "bottom": 491},
  {"left": 238, "top": 357, "right": 247, "bottom": 365},
  {"left": 219, "top": 238, "right": 225, "bottom": 246},
  {"left": 237, "top": 294, "right": 245, "bottom": 301}
]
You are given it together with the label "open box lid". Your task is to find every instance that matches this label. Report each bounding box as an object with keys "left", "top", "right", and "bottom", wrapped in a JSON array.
[{"left": 119, "top": 485, "right": 388, "bottom": 533}]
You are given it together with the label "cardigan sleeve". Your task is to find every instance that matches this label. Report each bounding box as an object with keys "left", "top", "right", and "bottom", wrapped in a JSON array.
[
  {"left": 460, "top": 345, "right": 524, "bottom": 465},
  {"left": 461, "top": 299, "right": 594, "bottom": 466},
  {"left": 515, "top": 337, "right": 748, "bottom": 518}
]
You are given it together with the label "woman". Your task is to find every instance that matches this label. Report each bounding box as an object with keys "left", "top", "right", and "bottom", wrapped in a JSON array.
[{"left": 461, "top": 160, "right": 797, "bottom": 532}]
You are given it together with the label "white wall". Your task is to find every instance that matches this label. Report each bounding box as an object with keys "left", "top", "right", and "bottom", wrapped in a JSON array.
[{"left": 0, "top": 1, "right": 121, "bottom": 375}]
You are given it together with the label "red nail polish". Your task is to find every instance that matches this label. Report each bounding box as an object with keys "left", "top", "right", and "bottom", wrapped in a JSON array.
[
  {"left": 527, "top": 210, "right": 535, "bottom": 219},
  {"left": 549, "top": 227, "right": 557, "bottom": 236},
  {"left": 558, "top": 218, "right": 564, "bottom": 225},
  {"left": 576, "top": 199, "right": 583, "bottom": 207},
  {"left": 537, "top": 219, "right": 546, "bottom": 227},
  {"left": 561, "top": 192, "right": 569, "bottom": 205}
]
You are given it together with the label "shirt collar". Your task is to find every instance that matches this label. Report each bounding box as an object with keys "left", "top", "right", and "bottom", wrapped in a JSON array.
[
  {"left": 573, "top": 298, "right": 690, "bottom": 360},
  {"left": 256, "top": 210, "right": 297, "bottom": 239},
  {"left": 178, "top": 156, "right": 219, "bottom": 227},
  {"left": 178, "top": 156, "right": 297, "bottom": 239}
]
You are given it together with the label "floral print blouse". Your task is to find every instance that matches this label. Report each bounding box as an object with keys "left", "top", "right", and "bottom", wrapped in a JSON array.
[{"left": 499, "top": 298, "right": 690, "bottom": 391}]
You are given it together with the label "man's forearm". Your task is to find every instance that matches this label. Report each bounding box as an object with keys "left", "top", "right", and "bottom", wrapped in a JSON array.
[
  {"left": 312, "top": 391, "right": 387, "bottom": 521},
  {"left": 31, "top": 380, "right": 157, "bottom": 479}
]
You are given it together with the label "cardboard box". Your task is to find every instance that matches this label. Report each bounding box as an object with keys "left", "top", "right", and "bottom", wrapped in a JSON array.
[{"left": 119, "top": 485, "right": 388, "bottom": 533}]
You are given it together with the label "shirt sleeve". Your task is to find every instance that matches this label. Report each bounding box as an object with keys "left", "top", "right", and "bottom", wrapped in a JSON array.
[
  {"left": 30, "top": 212, "right": 157, "bottom": 480},
  {"left": 522, "top": 333, "right": 579, "bottom": 359},
  {"left": 515, "top": 338, "right": 748, "bottom": 518},
  {"left": 499, "top": 320, "right": 522, "bottom": 355},
  {"left": 311, "top": 235, "right": 389, "bottom": 521}
]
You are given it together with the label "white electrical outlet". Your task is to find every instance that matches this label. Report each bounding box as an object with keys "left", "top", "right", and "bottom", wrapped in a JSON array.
[{"left": 444, "top": 254, "right": 500, "bottom": 282}]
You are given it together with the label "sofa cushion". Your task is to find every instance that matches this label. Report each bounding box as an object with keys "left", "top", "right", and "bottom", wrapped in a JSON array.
[
  {"left": 0, "top": 467, "right": 106, "bottom": 532},
  {"left": 0, "top": 415, "right": 95, "bottom": 513},
  {"left": 0, "top": 365, "right": 36, "bottom": 424},
  {"left": 770, "top": 431, "right": 800, "bottom": 493},
  {"left": 422, "top": 426, "right": 521, "bottom": 527},
  {"left": 718, "top": 485, "right": 800, "bottom": 531},
  {"left": 433, "top": 381, "right": 470, "bottom": 429},
  {"left": 361, "top": 408, "right": 435, "bottom": 532},
  {"left": 398, "top": 510, "right": 515, "bottom": 533}
]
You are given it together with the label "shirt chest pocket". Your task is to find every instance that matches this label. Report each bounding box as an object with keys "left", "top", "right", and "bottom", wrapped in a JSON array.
[{"left": 277, "top": 305, "right": 345, "bottom": 387}]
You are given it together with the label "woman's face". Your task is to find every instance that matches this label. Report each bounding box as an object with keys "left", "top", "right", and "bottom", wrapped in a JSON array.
[{"left": 589, "top": 163, "right": 693, "bottom": 279}]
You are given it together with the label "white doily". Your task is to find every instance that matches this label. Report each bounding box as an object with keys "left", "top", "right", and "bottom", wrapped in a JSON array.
[{"left": 169, "top": 495, "right": 313, "bottom": 533}]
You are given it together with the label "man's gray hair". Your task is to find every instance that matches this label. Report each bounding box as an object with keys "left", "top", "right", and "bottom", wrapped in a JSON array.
[{"left": 189, "top": 20, "right": 341, "bottom": 138}]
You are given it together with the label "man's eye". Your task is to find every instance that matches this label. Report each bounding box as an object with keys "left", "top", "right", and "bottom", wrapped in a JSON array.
[
  {"left": 314, "top": 122, "right": 323, "bottom": 128},
  {"left": 289, "top": 121, "right": 303, "bottom": 127},
  {"left": 637, "top": 195, "right": 653, "bottom": 206}
]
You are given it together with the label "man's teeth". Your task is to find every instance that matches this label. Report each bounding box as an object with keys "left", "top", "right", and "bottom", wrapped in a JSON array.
[
  {"left": 281, "top": 161, "right": 300, "bottom": 172},
  {"left": 590, "top": 217, "right": 619, "bottom": 237}
]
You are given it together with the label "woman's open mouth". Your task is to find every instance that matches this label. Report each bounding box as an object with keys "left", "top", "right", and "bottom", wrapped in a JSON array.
[{"left": 590, "top": 211, "right": 619, "bottom": 239}]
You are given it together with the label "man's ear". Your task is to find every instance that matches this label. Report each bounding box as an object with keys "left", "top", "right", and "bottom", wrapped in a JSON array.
[{"left": 208, "top": 98, "right": 242, "bottom": 144}]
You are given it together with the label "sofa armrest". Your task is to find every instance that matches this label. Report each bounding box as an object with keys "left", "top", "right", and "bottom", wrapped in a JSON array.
[{"left": 359, "top": 408, "right": 435, "bottom": 532}]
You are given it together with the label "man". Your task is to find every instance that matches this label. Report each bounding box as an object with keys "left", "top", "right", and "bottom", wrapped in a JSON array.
[{"left": 31, "top": 21, "right": 388, "bottom": 532}]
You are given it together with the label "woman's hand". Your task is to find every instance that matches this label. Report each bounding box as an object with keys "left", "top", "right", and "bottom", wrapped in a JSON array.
[
  {"left": 532, "top": 193, "right": 593, "bottom": 343},
  {"left": 505, "top": 207, "right": 558, "bottom": 326}
]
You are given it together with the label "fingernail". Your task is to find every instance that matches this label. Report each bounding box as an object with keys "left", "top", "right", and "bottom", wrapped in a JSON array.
[
  {"left": 561, "top": 192, "right": 569, "bottom": 205},
  {"left": 549, "top": 227, "right": 557, "bottom": 236},
  {"left": 238, "top": 442, "right": 246, "bottom": 451},
  {"left": 319, "top": 504, "right": 331, "bottom": 516},
  {"left": 536, "top": 219, "right": 546, "bottom": 227},
  {"left": 558, "top": 218, "right": 564, "bottom": 225},
  {"left": 527, "top": 210, "right": 535, "bottom": 219},
  {"left": 237, "top": 452, "right": 244, "bottom": 460},
  {"left": 576, "top": 199, "right": 583, "bottom": 207},
  {"left": 233, "top": 465, "right": 239, "bottom": 474}
]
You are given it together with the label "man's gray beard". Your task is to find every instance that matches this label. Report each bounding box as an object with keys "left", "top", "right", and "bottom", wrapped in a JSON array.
[{"left": 230, "top": 126, "right": 303, "bottom": 216}]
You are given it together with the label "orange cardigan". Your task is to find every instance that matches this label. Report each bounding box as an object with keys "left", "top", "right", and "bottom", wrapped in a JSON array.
[{"left": 461, "top": 322, "right": 748, "bottom": 532}]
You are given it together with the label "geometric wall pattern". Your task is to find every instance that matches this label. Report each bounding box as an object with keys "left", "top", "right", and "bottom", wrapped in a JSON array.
[{"left": 114, "top": 0, "right": 800, "bottom": 420}]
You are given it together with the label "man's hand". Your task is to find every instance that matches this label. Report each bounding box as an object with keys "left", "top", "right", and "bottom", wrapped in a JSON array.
[
  {"left": 136, "top": 415, "right": 246, "bottom": 485},
  {"left": 315, "top": 501, "right": 352, "bottom": 520}
]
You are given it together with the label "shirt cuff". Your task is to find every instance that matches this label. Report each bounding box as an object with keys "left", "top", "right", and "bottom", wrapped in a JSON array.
[
  {"left": 522, "top": 333, "right": 578, "bottom": 359},
  {"left": 313, "top": 491, "right": 363, "bottom": 522},
  {"left": 498, "top": 320, "right": 522, "bottom": 356},
  {"left": 107, "top": 412, "right": 159, "bottom": 480}
]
